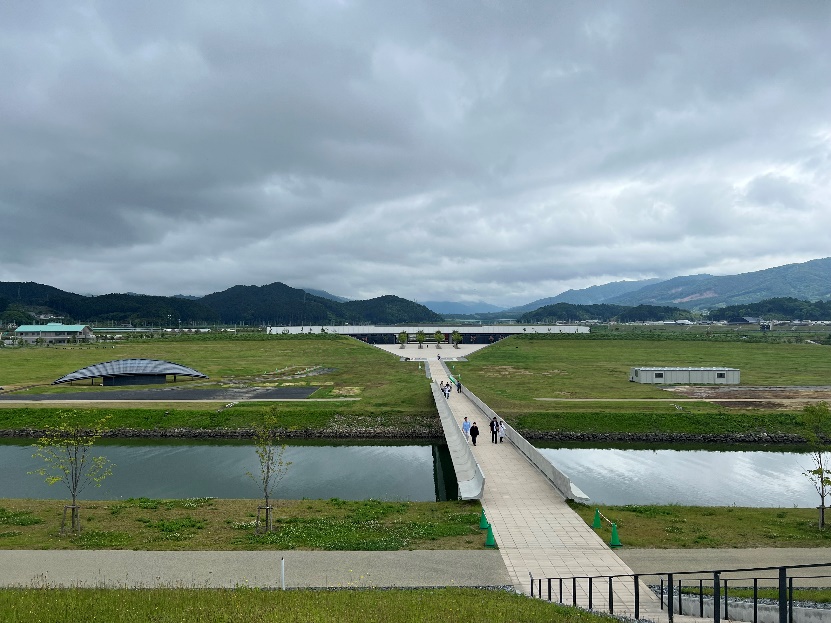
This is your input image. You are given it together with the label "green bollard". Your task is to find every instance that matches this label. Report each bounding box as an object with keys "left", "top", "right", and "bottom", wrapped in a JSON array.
[
  {"left": 479, "top": 508, "right": 489, "bottom": 530},
  {"left": 610, "top": 523, "right": 622, "bottom": 548},
  {"left": 485, "top": 524, "right": 496, "bottom": 548},
  {"left": 592, "top": 508, "right": 602, "bottom": 529}
]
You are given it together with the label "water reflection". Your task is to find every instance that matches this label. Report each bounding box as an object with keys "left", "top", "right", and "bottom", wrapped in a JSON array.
[
  {"left": 538, "top": 447, "right": 818, "bottom": 506},
  {"left": 0, "top": 439, "right": 457, "bottom": 502}
]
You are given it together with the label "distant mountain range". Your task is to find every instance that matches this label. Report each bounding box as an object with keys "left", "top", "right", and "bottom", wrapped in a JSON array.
[
  {"left": 1, "top": 257, "right": 829, "bottom": 326},
  {"left": 301, "top": 288, "right": 351, "bottom": 303},
  {"left": 505, "top": 279, "right": 662, "bottom": 313},
  {"left": 0, "top": 282, "right": 441, "bottom": 326},
  {"left": 602, "top": 258, "right": 831, "bottom": 311},
  {"left": 422, "top": 300, "right": 506, "bottom": 314}
]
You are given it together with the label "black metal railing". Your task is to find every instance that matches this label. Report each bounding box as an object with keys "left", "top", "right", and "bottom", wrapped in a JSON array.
[{"left": 529, "top": 562, "right": 831, "bottom": 623}]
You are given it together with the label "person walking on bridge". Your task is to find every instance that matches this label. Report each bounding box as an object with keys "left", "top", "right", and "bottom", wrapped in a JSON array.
[
  {"left": 470, "top": 422, "right": 479, "bottom": 446},
  {"left": 461, "top": 416, "right": 471, "bottom": 443},
  {"left": 490, "top": 417, "right": 499, "bottom": 444}
]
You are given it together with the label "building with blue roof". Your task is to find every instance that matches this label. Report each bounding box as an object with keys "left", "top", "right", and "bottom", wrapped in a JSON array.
[{"left": 14, "top": 322, "right": 95, "bottom": 345}]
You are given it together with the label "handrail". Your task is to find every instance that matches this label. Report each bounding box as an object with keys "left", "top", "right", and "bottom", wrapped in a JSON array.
[{"left": 530, "top": 562, "right": 831, "bottom": 623}]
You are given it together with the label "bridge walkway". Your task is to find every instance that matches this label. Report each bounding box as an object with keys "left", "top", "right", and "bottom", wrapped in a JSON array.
[{"left": 427, "top": 359, "right": 687, "bottom": 621}]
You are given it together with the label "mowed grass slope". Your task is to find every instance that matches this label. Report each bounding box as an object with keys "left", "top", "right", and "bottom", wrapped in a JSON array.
[
  {"left": 0, "top": 336, "right": 435, "bottom": 431},
  {"left": 454, "top": 335, "right": 831, "bottom": 437},
  {"left": 0, "top": 588, "right": 615, "bottom": 623}
]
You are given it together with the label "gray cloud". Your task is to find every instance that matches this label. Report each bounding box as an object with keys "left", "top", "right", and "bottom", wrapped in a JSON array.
[{"left": 1, "top": 1, "right": 829, "bottom": 306}]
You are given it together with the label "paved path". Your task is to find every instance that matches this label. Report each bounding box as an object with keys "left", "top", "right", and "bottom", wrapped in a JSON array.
[
  {"left": 0, "top": 551, "right": 510, "bottom": 589},
  {"left": 427, "top": 359, "right": 667, "bottom": 619}
]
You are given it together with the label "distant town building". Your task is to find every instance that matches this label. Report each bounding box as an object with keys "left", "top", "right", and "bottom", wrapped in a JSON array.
[
  {"left": 14, "top": 323, "right": 95, "bottom": 345},
  {"left": 629, "top": 366, "right": 740, "bottom": 385}
]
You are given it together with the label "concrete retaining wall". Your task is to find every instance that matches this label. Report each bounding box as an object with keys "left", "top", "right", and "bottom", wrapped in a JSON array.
[
  {"left": 431, "top": 383, "right": 485, "bottom": 500},
  {"left": 663, "top": 593, "right": 826, "bottom": 623}
]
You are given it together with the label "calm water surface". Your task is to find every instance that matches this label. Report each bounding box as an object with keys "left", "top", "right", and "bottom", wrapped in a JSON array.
[
  {"left": 539, "top": 446, "right": 819, "bottom": 507},
  {"left": 0, "top": 439, "right": 456, "bottom": 502}
]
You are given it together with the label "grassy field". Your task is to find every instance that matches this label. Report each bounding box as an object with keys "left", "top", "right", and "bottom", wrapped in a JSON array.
[
  {"left": 456, "top": 334, "right": 831, "bottom": 402},
  {"left": 0, "top": 335, "right": 436, "bottom": 431},
  {"left": 2, "top": 332, "right": 830, "bottom": 438},
  {"left": 4, "top": 496, "right": 831, "bottom": 551},
  {"left": 569, "top": 502, "right": 831, "bottom": 548},
  {"left": 0, "top": 498, "right": 486, "bottom": 551},
  {"left": 453, "top": 334, "right": 831, "bottom": 437},
  {"left": 0, "top": 587, "right": 614, "bottom": 623}
]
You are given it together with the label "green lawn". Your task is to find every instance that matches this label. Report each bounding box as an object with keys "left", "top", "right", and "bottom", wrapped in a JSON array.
[
  {"left": 457, "top": 335, "right": 831, "bottom": 403},
  {"left": 3, "top": 332, "right": 830, "bottom": 438},
  {"left": 5, "top": 497, "right": 830, "bottom": 552},
  {"left": 0, "top": 588, "right": 615, "bottom": 623},
  {"left": 569, "top": 502, "right": 831, "bottom": 548},
  {"left": 0, "top": 498, "right": 486, "bottom": 551},
  {"left": 453, "top": 335, "right": 831, "bottom": 437},
  {"left": 0, "top": 335, "right": 437, "bottom": 432}
]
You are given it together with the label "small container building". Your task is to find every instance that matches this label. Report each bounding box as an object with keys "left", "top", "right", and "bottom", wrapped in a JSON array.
[{"left": 629, "top": 367, "right": 740, "bottom": 385}]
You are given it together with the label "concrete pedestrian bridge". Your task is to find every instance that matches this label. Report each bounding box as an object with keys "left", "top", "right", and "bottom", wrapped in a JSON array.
[{"left": 373, "top": 342, "right": 675, "bottom": 620}]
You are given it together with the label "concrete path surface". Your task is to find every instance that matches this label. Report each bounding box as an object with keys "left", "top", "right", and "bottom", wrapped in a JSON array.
[
  {"left": 372, "top": 342, "right": 491, "bottom": 360},
  {"left": 0, "top": 550, "right": 511, "bottom": 589}
]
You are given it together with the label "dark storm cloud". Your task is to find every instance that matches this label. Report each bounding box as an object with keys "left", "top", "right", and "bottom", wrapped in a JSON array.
[{"left": 1, "top": 1, "right": 829, "bottom": 306}]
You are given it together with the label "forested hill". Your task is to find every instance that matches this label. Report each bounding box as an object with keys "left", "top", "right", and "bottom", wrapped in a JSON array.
[
  {"left": 340, "top": 295, "right": 443, "bottom": 324},
  {"left": 0, "top": 281, "right": 442, "bottom": 326},
  {"left": 0, "top": 282, "right": 218, "bottom": 325},
  {"left": 518, "top": 302, "right": 696, "bottom": 323},
  {"left": 707, "top": 298, "right": 831, "bottom": 321},
  {"left": 199, "top": 282, "right": 342, "bottom": 324}
]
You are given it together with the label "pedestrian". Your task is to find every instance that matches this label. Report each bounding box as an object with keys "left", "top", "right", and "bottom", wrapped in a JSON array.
[
  {"left": 470, "top": 422, "right": 479, "bottom": 446},
  {"left": 499, "top": 420, "right": 506, "bottom": 443},
  {"left": 490, "top": 416, "right": 498, "bottom": 444},
  {"left": 456, "top": 380, "right": 462, "bottom": 393},
  {"left": 461, "top": 416, "right": 471, "bottom": 442},
  {"left": 437, "top": 354, "right": 441, "bottom": 361}
]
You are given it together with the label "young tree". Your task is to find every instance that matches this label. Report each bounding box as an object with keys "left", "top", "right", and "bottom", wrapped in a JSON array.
[
  {"left": 451, "top": 330, "right": 462, "bottom": 349},
  {"left": 416, "top": 330, "right": 426, "bottom": 349},
  {"left": 247, "top": 409, "right": 291, "bottom": 533},
  {"left": 29, "top": 410, "right": 114, "bottom": 534},
  {"left": 433, "top": 330, "right": 444, "bottom": 348},
  {"left": 397, "top": 331, "right": 408, "bottom": 349},
  {"left": 802, "top": 402, "right": 831, "bottom": 529}
]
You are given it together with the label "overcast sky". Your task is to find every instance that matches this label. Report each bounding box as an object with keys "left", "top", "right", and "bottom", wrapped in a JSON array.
[{"left": 2, "top": 1, "right": 829, "bottom": 307}]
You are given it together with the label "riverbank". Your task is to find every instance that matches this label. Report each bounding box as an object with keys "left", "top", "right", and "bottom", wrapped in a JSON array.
[
  {"left": 4, "top": 497, "right": 831, "bottom": 552},
  {"left": 0, "top": 498, "right": 486, "bottom": 551},
  {"left": 0, "top": 425, "right": 817, "bottom": 444}
]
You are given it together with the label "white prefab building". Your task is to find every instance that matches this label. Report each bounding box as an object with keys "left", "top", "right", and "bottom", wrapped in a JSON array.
[{"left": 629, "top": 367, "right": 740, "bottom": 385}]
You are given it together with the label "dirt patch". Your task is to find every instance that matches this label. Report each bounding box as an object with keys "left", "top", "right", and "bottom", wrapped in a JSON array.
[
  {"left": 331, "top": 387, "right": 361, "bottom": 396},
  {"left": 481, "top": 366, "right": 533, "bottom": 376},
  {"left": 665, "top": 385, "right": 831, "bottom": 409}
]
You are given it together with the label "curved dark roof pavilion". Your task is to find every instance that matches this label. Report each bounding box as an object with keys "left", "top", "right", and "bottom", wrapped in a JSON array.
[{"left": 54, "top": 359, "right": 208, "bottom": 386}]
